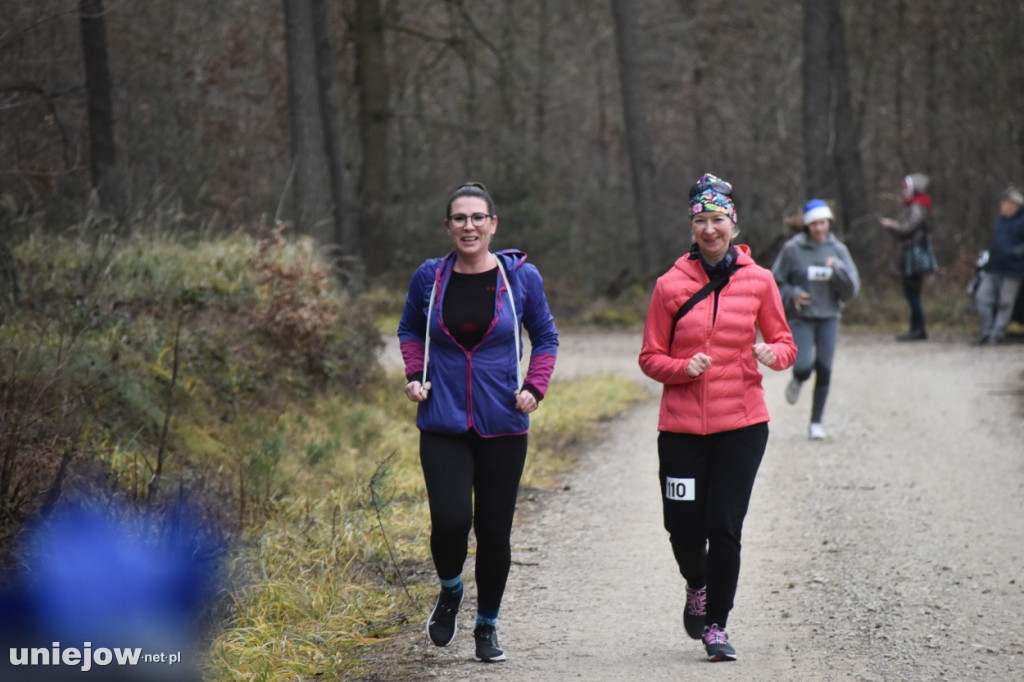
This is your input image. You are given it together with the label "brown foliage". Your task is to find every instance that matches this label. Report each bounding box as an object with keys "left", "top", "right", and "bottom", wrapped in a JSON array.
[{"left": 246, "top": 222, "right": 340, "bottom": 351}]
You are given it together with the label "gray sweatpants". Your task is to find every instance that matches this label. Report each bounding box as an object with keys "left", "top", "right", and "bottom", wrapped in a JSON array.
[
  {"left": 789, "top": 316, "right": 840, "bottom": 424},
  {"left": 975, "top": 271, "right": 1022, "bottom": 339}
]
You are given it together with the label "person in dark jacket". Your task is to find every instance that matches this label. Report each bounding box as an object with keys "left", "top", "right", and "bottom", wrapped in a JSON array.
[
  {"left": 879, "top": 173, "right": 934, "bottom": 341},
  {"left": 397, "top": 182, "right": 558, "bottom": 663},
  {"left": 973, "top": 186, "right": 1024, "bottom": 345},
  {"left": 772, "top": 199, "right": 860, "bottom": 440}
]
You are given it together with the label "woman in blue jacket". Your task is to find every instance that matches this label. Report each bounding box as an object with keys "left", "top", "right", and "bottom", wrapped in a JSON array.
[{"left": 397, "top": 182, "right": 558, "bottom": 663}]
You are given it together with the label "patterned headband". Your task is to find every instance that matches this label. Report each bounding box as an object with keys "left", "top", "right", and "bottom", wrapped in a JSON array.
[{"left": 688, "top": 173, "right": 737, "bottom": 224}]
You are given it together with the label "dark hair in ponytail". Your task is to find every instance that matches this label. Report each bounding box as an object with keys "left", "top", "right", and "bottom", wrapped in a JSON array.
[{"left": 446, "top": 182, "right": 495, "bottom": 217}]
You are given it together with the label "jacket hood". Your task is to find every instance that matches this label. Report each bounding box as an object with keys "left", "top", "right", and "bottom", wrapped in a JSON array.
[
  {"left": 495, "top": 249, "right": 528, "bottom": 270},
  {"left": 435, "top": 249, "right": 529, "bottom": 278}
]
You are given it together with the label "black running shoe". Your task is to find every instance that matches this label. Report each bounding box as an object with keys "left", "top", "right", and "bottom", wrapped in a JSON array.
[
  {"left": 426, "top": 589, "right": 463, "bottom": 647},
  {"left": 684, "top": 584, "right": 706, "bottom": 640},
  {"left": 702, "top": 623, "right": 737, "bottom": 662},
  {"left": 896, "top": 329, "right": 927, "bottom": 342},
  {"left": 473, "top": 624, "right": 507, "bottom": 662}
]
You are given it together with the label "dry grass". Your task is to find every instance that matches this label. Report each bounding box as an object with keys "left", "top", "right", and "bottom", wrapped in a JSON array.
[{"left": 202, "top": 372, "right": 647, "bottom": 680}]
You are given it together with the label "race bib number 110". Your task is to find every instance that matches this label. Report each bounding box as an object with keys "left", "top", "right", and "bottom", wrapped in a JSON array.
[{"left": 665, "top": 477, "right": 695, "bottom": 501}]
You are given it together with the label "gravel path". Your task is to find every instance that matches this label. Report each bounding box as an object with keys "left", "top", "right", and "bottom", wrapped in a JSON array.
[{"left": 370, "top": 331, "right": 1024, "bottom": 681}]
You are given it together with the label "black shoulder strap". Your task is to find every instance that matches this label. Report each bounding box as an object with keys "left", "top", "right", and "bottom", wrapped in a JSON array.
[{"left": 667, "top": 266, "right": 742, "bottom": 349}]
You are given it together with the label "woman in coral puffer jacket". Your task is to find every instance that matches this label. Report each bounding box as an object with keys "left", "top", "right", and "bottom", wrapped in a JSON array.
[{"left": 639, "top": 173, "right": 796, "bottom": 663}]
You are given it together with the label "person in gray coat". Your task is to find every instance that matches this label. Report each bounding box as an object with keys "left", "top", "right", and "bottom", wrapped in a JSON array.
[
  {"left": 772, "top": 199, "right": 860, "bottom": 439},
  {"left": 879, "top": 172, "right": 934, "bottom": 341}
]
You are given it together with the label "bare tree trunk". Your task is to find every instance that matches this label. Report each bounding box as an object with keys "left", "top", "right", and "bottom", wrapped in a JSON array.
[
  {"left": 594, "top": 44, "right": 612, "bottom": 203},
  {"left": 0, "top": 214, "right": 18, "bottom": 322},
  {"left": 311, "top": 0, "right": 358, "bottom": 286},
  {"left": 284, "top": 0, "right": 333, "bottom": 246},
  {"left": 923, "top": 15, "right": 938, "bottom": 177},
  {"left": 533, "top": 0, "right": 550, "bottom": 177},
  {"left": 803, "top": 0, "right": 831, "bottom": 197},
  {"left": 496, "top": 0, "right": 524, "bottom": 192},
  {"left": 826, "top": 1, "right": 869, "bottom": 229},
  {"left": 79, "top": 0, "right": 118, "bottom": 213},
  {"left": 611, "top": 0, "right": 657, "bottom": 277},
  {"left": 803, "top": 0, "right": 871, "bottom": 276},
  {"left": 894, "top": 0, "right": 907, "bottom": 169},
  {"left": 355, "top": 0, "right": 392, "bottom": 278}
]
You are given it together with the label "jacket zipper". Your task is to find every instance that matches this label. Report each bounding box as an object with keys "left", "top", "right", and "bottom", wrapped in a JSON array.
[
  {"left": 465, "top": 271, "right": 505, "bottom": 431},
  {"left": 465, "top": 350, "right": 474, "bottom": 431}
]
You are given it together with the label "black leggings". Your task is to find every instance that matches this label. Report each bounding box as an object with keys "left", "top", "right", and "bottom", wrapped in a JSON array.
[
  {"left": 658, "top": 423, "right": 769, "bottom": 629},
  {"left": 419, "top": 430, "right": 528, "bottom": 612},
  {"left": 902, "top": 274, "right": 926, "bottom": 333}
]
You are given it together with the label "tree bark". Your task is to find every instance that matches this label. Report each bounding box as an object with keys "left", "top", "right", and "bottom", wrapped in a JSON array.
[
  {"left": 310, "top": 0, "right": 358, "bottom": 285},
  {"left": 0, "top": 210, "right": 19, "bottom": 321},
  {"left": 79, "top": 0, "right": 117, "bottom": 212},
  {"left": 355, "top": 0, "right": 392, "bottom": 277},
  {"left": 611, "top": 0, "right": 658, "bottom": 278},
  {"left": 283, "top": 0, "right": 334, "bottom": 246},
  {"left": 803, "top": 0, "right": 870, "bottom": 276},
  {"left": 802, "top": 0, "right": 832, "bottom": 197},
  {"left": 533, "top": 0, "right": 550, "bottom": 177},
  {"left": 826, "top": 1, "right": 869, "bottom": 230}
]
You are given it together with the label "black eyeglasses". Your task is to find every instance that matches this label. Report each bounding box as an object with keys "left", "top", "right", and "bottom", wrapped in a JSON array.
[
  {"left": 689, "top": 181, "right": 732, "bottom": 199},
  {"left": 448, "top": 213, "right": 493, "bottom": 227}
]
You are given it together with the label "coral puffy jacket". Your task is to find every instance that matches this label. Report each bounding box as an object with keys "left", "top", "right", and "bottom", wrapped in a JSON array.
[{"left": 639, "top": 245, "right": 796, "bottom": 435}]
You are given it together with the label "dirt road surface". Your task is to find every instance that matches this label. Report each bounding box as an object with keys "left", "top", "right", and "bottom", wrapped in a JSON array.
[{"left": 371, "top": 331, "right": 1024, "bottom": 681}]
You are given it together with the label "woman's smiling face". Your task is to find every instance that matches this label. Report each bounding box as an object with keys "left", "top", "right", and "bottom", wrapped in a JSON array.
[
  {"left": 446, "top": 196, "right": 496, "bottom": 259},
  {"left": 690, "top": 211, "right": 735, "bottom": 264}
]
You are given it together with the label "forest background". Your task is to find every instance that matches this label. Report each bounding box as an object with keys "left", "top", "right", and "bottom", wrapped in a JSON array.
[
  {"left": 2, "top": 1, "right": 1024, "bottom": 678},
  {"left": 5, "top": 0, "right": 1024, "bottom": 302}
]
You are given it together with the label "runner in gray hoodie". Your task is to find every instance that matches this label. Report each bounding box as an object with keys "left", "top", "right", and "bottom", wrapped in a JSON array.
[{"left": 771, "top": 199, "right": 860, "bottom": 439}]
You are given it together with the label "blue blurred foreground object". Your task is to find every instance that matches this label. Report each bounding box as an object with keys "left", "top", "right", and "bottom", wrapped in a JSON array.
[{"left": 0, "top": 503, "right": 220, "bottom": 680}]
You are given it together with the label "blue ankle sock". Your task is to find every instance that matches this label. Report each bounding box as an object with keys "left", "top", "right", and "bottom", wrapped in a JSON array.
[
  {"left": 475, "top": 607, "right": 499, "bottom": 628},
  {"left": 440, "top": 575, "right": 463, "bottom": 598}
]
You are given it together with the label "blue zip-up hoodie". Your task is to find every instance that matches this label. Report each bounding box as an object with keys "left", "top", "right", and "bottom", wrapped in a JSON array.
[{"left": 397, "top": 249, "right": 558, "bottom": 437}]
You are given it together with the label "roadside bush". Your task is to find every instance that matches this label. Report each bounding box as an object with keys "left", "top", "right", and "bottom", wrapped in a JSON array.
[{"left": 0, "top": 220, "right": 381, "bottom": 567}]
